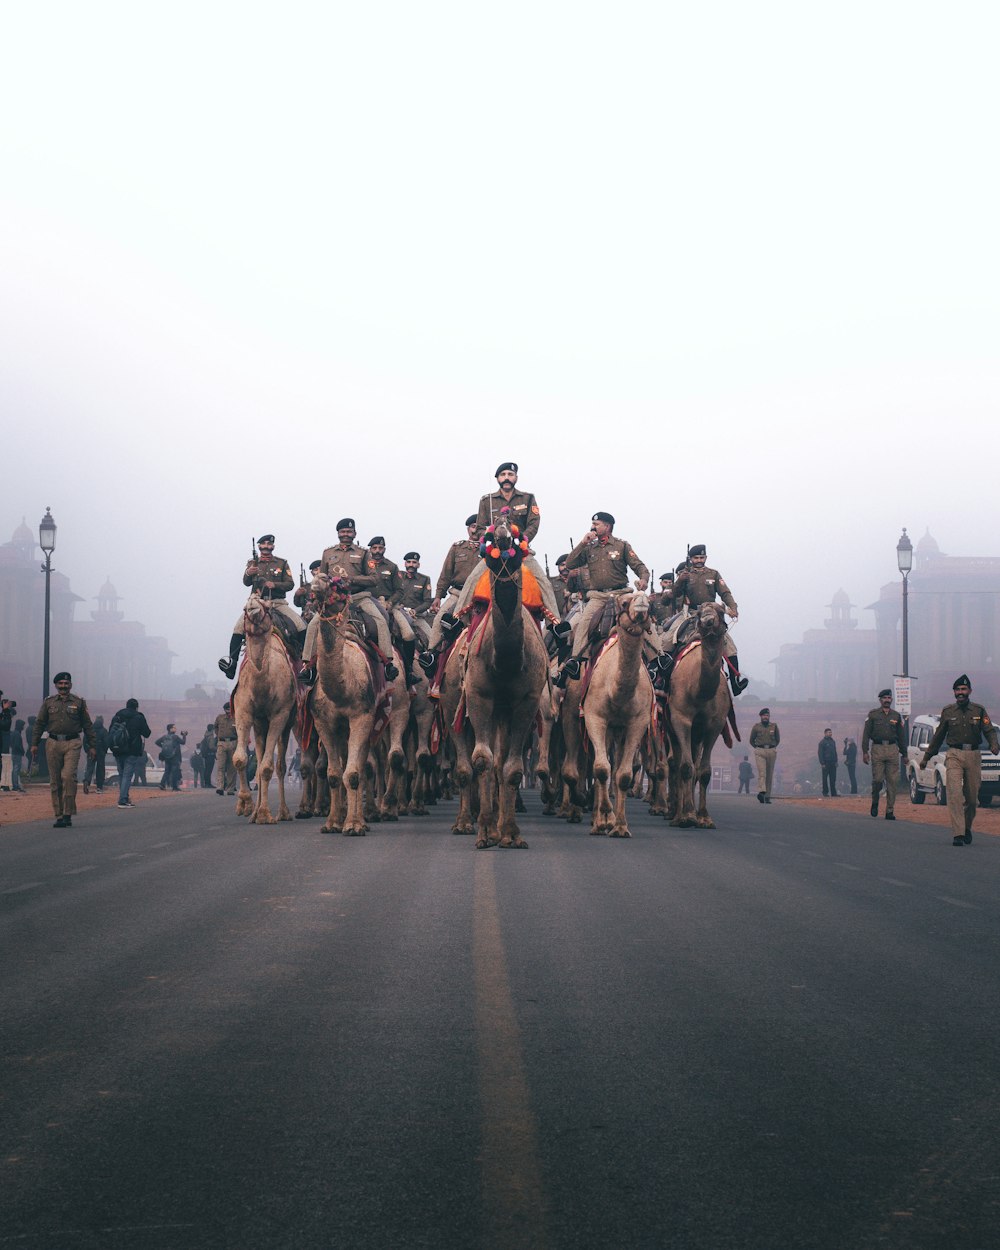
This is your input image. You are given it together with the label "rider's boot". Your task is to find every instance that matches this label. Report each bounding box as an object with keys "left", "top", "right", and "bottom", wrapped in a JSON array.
[
  {"left": 400, "top": 638, "right": 418, "bottom": 687},
  {"left": 554, "top": 656, "right": 582, "bottom": 689},
  {"left": 418, "top": 648, "right": 438, "bottom": 675},
  {"left": 727, "top": 653, "right": 749, "bottom": 696},
  {"left": 218, "top": 634, "right": 242, "bottom": 680},
  {"left": 647, "top": 653, "right": 673, "bottom": 690}
]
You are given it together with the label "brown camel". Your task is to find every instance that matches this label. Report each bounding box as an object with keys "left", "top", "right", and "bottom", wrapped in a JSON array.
[
  {"left": 439, "top": 625, "right": 479, "bottom": 836},
  {"left": 581, "top": 591, "right": 655, "bottom": 837},
  {"left": 459, "top": 515, "right": 548, "bottom": 848},
  {"left": 665, "top": 601, "right": 732, "bottom": 829},
  {"left": 231, "top": 593, "right": 298, "bottom": 824},
  {"left": 310, "top": 576, "right": 379, "bottom": 835}
]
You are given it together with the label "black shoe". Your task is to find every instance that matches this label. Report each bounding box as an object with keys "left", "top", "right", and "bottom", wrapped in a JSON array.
[
  {"left": 764, "top": 797, "right": 772, "bottom": 804},
  {"left": 552, "top": 620, "right": 572, "bottom": 639},
  {"left": 885, "top": 812, "right": 895, "bottom": 820},
  {"left": 418, "top": 651, "right": 437, "bottom": 674},
  {"left": 53, "top": 816, "right": 68, "bottom": 828},
  {"left": 964, "top": 830, "right": 972, "bottom": 844},
  {"left": 385, "top": 662, "right": 399, "bottom": 681},
  {"left": 870, "top": 801, "right": 878, "bottom": 817},
  {"left": 300, "top": 665, "right": 316, "bottom": 686},
  {"left": 218, "top": 656, "right": 238, "bottom": 679},
  {"left": 953, "top": 836, "right": 965, "bottom": 846},
  {"left": 757, "top": 792, "right": 766, "bottom": 804}
]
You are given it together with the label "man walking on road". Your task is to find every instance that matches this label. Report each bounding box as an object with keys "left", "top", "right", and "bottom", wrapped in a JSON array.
[
  {"left": 921, "top": 675, "right": 1000, "bottom": 846},
  {"left": 862, "top": 689, "right": 906, "bottom": 820},
  {"left": 818, "top": 728, "right": 839, "bottom": 796},
  {"left": 30, "top": 672, "right": 97, "bottom": 828},
  {"left": 749, "top": 708, "right": 779, "bottom": 803}
]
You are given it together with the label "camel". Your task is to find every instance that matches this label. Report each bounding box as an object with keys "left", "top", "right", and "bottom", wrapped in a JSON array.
[
  {"left": 310, "top": 576, "right": 380, "bottom": 835},
  {"left": 439, "top": 627, "right": 479, "bottom": 836},
  {"left": 455, "top": 513, "right": 548, "bottom": 848},
  {"left": 581, "top": 592, "right": 655, "bottom": 837},
  {"left": 664, "top": 601, "right": 732, "bottom": 829},
  {"left": 231, "top": 593, "right": 298, "bottom": 824},
  {"left": 403, "top": 667, "right": 436, "bottom": 815}
]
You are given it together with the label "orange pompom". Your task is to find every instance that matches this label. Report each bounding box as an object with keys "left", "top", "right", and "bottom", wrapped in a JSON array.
[{"left": 490, "top": 546, "right": 501, "bottom": 558}]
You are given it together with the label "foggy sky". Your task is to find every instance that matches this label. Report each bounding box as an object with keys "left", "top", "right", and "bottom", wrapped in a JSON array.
[{"left": 3, "top": 2, "right": 998, "bottom": 686}]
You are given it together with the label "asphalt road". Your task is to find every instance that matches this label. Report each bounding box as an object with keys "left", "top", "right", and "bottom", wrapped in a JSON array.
[{"left": 2, "top": 790, "right": 999, "bottom": 1250}]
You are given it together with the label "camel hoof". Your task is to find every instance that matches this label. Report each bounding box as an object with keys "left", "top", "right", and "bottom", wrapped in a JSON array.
[
  {"left": 321, "top": 825, "right": 341, "bottom": 835},
  {"left": 677, "top": 817, "right": 696, "bottom": 828},
  {"left": 610, "top": 827, "right": 632, "bottom": 838},
  {"left": 696, "top": 817, "right": 716, "bottom": 829},
  {"left": 295, "top": 810, "right": 312, "bottom": 819},
  {"left": 254, "top": 813, "right": 277, "bottom": 825},
  {"left": 568, "top": 810, "right": 582, "bottom": 824},
  {"left": 589, "top": 828, "right": 608, "bottom": 836},
  {"left": 475, "top": 836, "right": 490, "bottom": 849},
  {"left": 343, "top": 825, "right": 367, "bottom": 836},
  {"left": 381, "top": 812, "right": 399, "bottom": 823},
  {"left": 452, "top": 824, "right": 475, "bottom": 835}
]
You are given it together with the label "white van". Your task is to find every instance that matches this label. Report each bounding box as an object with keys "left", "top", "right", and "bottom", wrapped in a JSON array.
[{"left": 905, "top": 713, "right": 1000, "bottom": 806}]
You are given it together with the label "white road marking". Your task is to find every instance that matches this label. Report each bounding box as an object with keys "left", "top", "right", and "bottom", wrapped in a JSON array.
[
  {"left": 62, "top": 866, "right": 97, "bottom": 875},
  {"left": 113, "top": 853, "right": 143, "bottom": 860},
  {"left": 879, "top": 877, "right": 913, "bottom": 887},
  {"left": 938, "top": 896, "right": 977, "bottom": 910},
  {"left": 834, "top": 862, "right": 862, "bottom": 872}
]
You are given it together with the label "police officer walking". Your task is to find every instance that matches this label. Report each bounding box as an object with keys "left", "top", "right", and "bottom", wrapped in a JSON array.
[
  {"left": 861, "top": 688, "right": 906, "bottom": 819},
  {"left": 749, "top": 708, "right": 779, "bottom": 803},
  {"left": 920, "top": 675, "right": 1000, "bottom": 845},
  {"left": 30, "top": 672, "right": 97, "bottom": 828},
  {"left": 214, "top": 701, "right": 238, "bottom": 796}
]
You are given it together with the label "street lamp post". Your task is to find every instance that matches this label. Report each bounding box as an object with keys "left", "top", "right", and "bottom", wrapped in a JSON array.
[
  {"left": 39, "top": 507, "right": 57, "bottom": 698},
  {"left": 896, "top": 528, "right": 913, "bottom": 780}
]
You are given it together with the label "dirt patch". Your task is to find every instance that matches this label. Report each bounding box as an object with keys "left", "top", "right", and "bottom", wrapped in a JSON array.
[
  {"left": 782, "top": 792, "right": 1000, "bottom": 836},
  {"left": 0, "top": 782, "right": 199, "bottom": 828}
]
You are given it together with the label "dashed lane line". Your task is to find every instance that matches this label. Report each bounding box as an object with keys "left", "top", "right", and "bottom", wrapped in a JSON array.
[
  {"left": 938, "top": 896, "right": 978, "bottom": 910},
  {"left": 62, "top": 866, "right": 97, "bottom": 875}
]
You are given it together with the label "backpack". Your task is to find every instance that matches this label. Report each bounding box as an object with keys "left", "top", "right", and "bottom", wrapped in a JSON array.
[{"left": 109, "top": 717, "right": 131, "bottom": 756}]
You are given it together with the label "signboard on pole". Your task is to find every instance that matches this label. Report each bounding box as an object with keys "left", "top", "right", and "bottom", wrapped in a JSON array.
[{"left": 894, "top": 676, "right": 912, "bottom": 716}]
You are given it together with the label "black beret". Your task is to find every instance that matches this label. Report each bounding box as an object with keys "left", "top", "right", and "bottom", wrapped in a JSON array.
[
  {"left": 336, "top": 518, "right": 355, "bottom": 530},
  {"left": 53, "top": 671, "right": 72, "bottom": 683},
  {"left": 676, "top": 561, "right": 688, "bottom": 573},
  {"left": 556, "top": 554, "right": 569, "bottom": 565},
  {"left": 309, "top": 560, "right": 322, "bottom": 571},
  {"left": 660, "top": 571, "right": 674, "bottom": 582},
  {"left": 759, "top": 707, "right": 770, "bottom": 716},
  {"left": 592, "top": 511, "right": 615, "bottom": 526},
  {"left": 404, "top": 551, "right": 420, "bottom": 560},
  {"left": 689, "top": 544, "right": 707, "bottom": 557},
  {"left": 954, "top": 674, "right": 972, "bottom": 688},
  {"left": 878, "top": 688, "right": 892, "bottom": 698},
  {"left": 465, "top": 515, "right": 478, "bottom": 527},
  {"left": 495, "top": 462, "right": 518, "bottom": 476},
  {"left": 368, "top": 536, "right": 385, "bottom": 546},
  {"left": 258, "top": 533, "right": 275, "bottom": 544}
]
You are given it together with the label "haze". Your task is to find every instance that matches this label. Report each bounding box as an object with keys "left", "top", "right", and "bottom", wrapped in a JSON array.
[{"left": 3, "top": 2, "right": 997, "bottom": 686}]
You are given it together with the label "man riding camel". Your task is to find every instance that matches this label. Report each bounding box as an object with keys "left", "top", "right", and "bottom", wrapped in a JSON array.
[
  {"left": 300, "top": 519, "right": 399, "bottom": 683},
  {"left": 219, "top": 534, "right": 306, "bottom": 680},
  {"left": 453, "top": 462, "right": 563, "bottom": 626},
  {"left": 555, "top": 512, "right": 666, "bottom": 687},
  {"left": 367, "top": 536, "right": 418, "bottom": 685},
  {"left": 419, "top": 516, "right": 483, "bottom": 673},
  {"left": 667, "top": 544, "right": 748, "bottom": 697}
]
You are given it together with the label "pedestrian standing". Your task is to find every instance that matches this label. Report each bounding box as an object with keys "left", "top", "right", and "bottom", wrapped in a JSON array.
[
  {"left": 818, "top": 728, "right": 839, "bottom": 796},
  {"left": 190, "top": 746, "right": 205, "bottom": 788},
  {"left": 10, "top": 718, "right": 26, "bottom": 791},
  {"left": 738, "top": 755, "right": 754, "bottom": 795},
  {"left": 843, "top": 737, "right": 858, "bottom": 793},
  {"left": 108, "top": 698, "right": 152, "bottom": 807},
  {"left": 156, "top": 725, "right": 188, "bottom": 791},
  {"left": 749, "top": 708, "right": 779, "bottom": 803},
  {"left": 861, "top": 688, "right": 906, "bottom": 820},
  {"left": 30, "top": 673, "right": 97, "bottom": 828},
  {"left": 199, "top": 723, "right": 218, "bottom": 788},
  {"left": 214, "top": 702, "right": 238, "bottom": 795},
  {"left": 920, "top": 675, "right": 1000, "bottom": 846},
  {"left": 0, "top": 694, "right": 14, "bottom": 790},
  {"left": 82, "top": 715, "right": 109, "bottom": 794}
]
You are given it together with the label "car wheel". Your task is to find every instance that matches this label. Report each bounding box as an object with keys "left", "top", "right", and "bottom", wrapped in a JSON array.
[
  {"left": 909, "top": 773, "right": 925, "bottom": 805},
  {"left": 934, "top": 775, "right": 947, "bottom": 805}
]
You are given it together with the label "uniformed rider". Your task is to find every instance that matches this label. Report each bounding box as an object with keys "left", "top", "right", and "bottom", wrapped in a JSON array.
[
  {"left": 219, "top": 534, "right": 307, "bottom": 679},
  {"left": 669, "top": 544, "right": 748, "bottom": 696}
]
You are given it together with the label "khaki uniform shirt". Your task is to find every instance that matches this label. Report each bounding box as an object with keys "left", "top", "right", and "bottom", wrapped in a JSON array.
[
  {"left": 861, "top": 707, "right": 906, "bottom": 752},
  {"left": 475, "top": 489, "right": 540, "bottom": 545},
  {"left": 321, "top": 543, "right": 376, "bottom": 594},
  {"left": 393, "top": 572, "right": 432, "bottom": 613},
  {"left": 925, "top": 702, "right": 1000, "bottom": 755},
  {"left": 674, "top": 566, "right": 738, "bottom": 615},
  {"left": 243, "top": 555, "right": 295, "bottom": 599},
  {"left": 435, "top": 540, "right": 482, "bottom": 598},
  {"left": 650, "top": 589, "right": 676, "bottom": 626},
  {"left": 367, "top": 555, "right": 401, "bottom": 601},
  {"left": 32, "top": 693, "right": 96, "bottom": 750},
  {"left": 565, "top": 535, "right": 648, "bottom": 592},
  {"left": 214, "top": 712, "right": 237, "bottom": 742},
  {"left": 749, "top": 721, "right": 780, "bottom": 748}
]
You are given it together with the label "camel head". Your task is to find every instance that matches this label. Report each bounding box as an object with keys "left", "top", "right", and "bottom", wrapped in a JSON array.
[
  {"left": 311, "top": 573, "right": 351, "bottom": 620},
  {"left": 243, "top": 592, "right": 274, "bottom": 638},
  {"left": 480, "top": 507, "right": 531, "bottom": 624},
  {"left": 614, "top": 591, "right": 651, "bottom": 637},
  {"left": 695, "top": 601, "right": 727, "bottom": 643}
]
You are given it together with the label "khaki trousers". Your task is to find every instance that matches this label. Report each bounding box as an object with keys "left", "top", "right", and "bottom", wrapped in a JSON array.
[
  {"left": 46, "top": 738, "right": 82, "bottom": 816},
  {"left": 389, "top": 606, "right": 416, "bottom": 643},
  {"left": 754, "top": 746, "right": 777, "bottom": 797},
  {"left": 870, "top": 743, "right": 900, "bottom": 810},
  {"left": 428, "top": 591, "right": 461, "bottom": 648},
  {"left": 570, "top": 592, "right": 663, "bottom": 658},
  {"left": 216, "top": 740, "right": 238, "bottom": 792},
  {"left": 945, "top": 747, "right": 981, "bottom": 838}
]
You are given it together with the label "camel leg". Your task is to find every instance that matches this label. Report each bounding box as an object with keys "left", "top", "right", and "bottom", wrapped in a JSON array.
[
  {"left": 251, "top": 716, "right": 278, "bottom": 824},
  {"left": 342, "top": 722, "right": 373, "bottom": 835},
  {"left": 667, "top": 723, "right": 697, "bottom": 827},
  {"left": 232, "top": 701, "right": 255, "bottom": 818},
  {"left": 611, "top": 723, "right": 648, "bottom": 838},
  {"left": 471, "top": 742, "right": 498, "bottom": 848},
  {"left": 586, "top": 713, "right": 614, "bottom": 835},
  {"left": 320, "top": 729, "right": 346, "bottom": 834},
  {"left": 275, "top": 726, "right": 292, "bottom": 821},
  {"left": 694, "top": 733, "right": 720, "bottom": 828}
]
